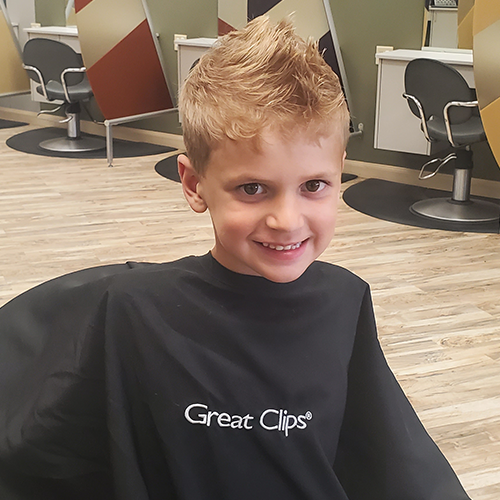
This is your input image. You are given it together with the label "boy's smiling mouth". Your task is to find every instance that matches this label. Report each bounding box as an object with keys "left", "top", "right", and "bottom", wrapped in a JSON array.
[{"left": 260, "top": 241, "right": 304, "bottom": 251}]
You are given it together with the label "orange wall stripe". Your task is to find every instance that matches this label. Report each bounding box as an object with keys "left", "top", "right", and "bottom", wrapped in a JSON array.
[
  {"left": 75, "top": 0, "right": 93, "bottom": 14},
  {"left": 218, "top": 18, "right": 235, "bottom": 36},
  {"left": 86, "top": 19, "right": 172, "bottom": 120}
]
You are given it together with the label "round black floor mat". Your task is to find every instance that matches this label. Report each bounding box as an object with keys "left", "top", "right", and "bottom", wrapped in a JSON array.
[
  {"left": 155, "top": 154, "right": 181, "bottom": 182},
  {"left": 155, "top": 154, "right": 358, "bottom": 185},
  {"left": 6, "top": 127, "right": 174, "bottom": 159},
  {"left": 0, "top": 118, "right": 27, "bottom": 129},
  {"left": 343, "top": 178, "right": 500, "bottom": 233}
]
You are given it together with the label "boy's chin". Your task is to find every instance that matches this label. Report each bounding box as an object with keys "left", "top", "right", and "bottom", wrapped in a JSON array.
[
  {"left": 254, "top": 263, "right": 312, "bottom": 283},
  {"left": 211, "top": 247, "right": 315, "bottom": 283}
]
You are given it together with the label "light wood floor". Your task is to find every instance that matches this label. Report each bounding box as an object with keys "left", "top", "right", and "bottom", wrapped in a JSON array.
[{"left": 0, "top": 124, "right": 499, "bottom": 499}]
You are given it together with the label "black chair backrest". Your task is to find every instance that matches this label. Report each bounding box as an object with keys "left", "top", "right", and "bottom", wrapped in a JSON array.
[
  {"left": 23, "top": 38, "right": 85, "bottom": 87},
  {"left": 404, "top": 58, "right": 474, "bottom": 124}
]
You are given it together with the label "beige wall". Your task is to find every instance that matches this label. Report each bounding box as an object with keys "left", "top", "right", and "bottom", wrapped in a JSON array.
[
  {"left": 35, "top": 0, "right": 66, "bottom": 26},
  {"left": 0, "top": 7, "right": 29, "bottom": 96}
]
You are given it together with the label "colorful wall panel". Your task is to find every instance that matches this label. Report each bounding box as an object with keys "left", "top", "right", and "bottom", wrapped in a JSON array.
[
  {"left": 0, "top": 3, "right": 30, "bottom": 96},
  {"left": 473, "top": 0, "right": 500, "bottom": 168},
  {"left": 74, "top": 0, "right": 173, "bottom": 121},
  {"left": 458, "top": 0, "right": 474, "bottom": 49}
]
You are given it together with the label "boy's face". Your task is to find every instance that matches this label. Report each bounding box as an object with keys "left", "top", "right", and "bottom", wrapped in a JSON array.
[{"left": 178, "top": 128, "right": 345, "bottom": 283}]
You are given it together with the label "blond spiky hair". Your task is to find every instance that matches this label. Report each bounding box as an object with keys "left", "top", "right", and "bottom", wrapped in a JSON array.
[{"left": 179, "top": 15, "right": 350, "bottom": 174}]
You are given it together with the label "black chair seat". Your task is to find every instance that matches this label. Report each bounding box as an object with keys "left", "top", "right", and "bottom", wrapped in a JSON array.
[
  {"left": 38, "top": 80, "right": 94, "bottom": 103},
  {"left": 426, "top": 115, "right": 486, "bottom": 146}
]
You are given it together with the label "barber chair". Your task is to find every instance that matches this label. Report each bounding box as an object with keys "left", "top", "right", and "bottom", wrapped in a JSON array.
[
  {"left": 22, "top": 38, "right": 105, "bottom": 153},
  {"left": 403, "top": 58, "right": 500, "bottom": 223}
]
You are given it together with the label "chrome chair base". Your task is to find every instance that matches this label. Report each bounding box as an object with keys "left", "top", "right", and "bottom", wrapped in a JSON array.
[
  {"left": 410, "top": 197, "right": 500, "bottom": 223},
  {"left": 39, "top": 135, "right": 105, "bottom": 153}
]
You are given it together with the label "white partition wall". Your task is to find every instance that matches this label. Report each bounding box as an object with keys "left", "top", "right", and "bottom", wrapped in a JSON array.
[
  {"left": 0, "top": 2, "right": 30, "bottom": 97},
  {"left": 74, "top": 0, "right": 173, "bottom": 121},
  {"left": 5, "top": 0, "right": 36, "bottom": 47}
]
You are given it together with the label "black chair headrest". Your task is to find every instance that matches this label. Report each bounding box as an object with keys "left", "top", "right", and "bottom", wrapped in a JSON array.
[
  {"left": 23, "top": 38, "right": 84, "bottom": 86},
  {"left": 404, "top": 58, "right": 474, "bottom": 124}
]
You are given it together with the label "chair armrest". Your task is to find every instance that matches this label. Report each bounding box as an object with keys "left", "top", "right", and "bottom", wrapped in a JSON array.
[
  {"left": 60, "top": 67, "right": 87, "bottom": 103},
  {"left": 403, "top": 93, "right": 432, "bottom": 142},
  {"left": 23, "top": 64, "right": 49, "bottom": 99},
  {"left": 443, "top": 100, "right": 479, "bottom": 148}
]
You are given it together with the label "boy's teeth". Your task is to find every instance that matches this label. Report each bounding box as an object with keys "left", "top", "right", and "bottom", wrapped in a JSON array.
[{"left": 262, "top": 242, "right": 301, "bottom": 251}]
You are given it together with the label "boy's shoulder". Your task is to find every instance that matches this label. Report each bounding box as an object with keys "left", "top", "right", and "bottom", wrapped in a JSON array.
[
  {"left": 0, "top": 256, "right": 197, "bottom": 313},
  {"left": 104, "top": 256, "right": 369, "bottom": 301},
  {"left": 309, "top": 259, "right": 368, "bottom": 292},
  {"left": 1, "top": 255, "right": 369, "bottom": 316}
]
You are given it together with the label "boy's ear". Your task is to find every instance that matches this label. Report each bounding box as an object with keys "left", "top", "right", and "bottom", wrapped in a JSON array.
[{"left": 178, "top": 154, "right": 208, "bottom": 213}]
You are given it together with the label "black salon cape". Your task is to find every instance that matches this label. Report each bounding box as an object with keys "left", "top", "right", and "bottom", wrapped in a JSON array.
[{"left": 0, "top": 254, "right": 470, "bottom": 500}]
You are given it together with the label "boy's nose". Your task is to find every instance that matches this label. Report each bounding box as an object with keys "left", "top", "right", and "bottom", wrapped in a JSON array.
[{"left": 265, "top": 197, "right": 304, "bottom": 232}]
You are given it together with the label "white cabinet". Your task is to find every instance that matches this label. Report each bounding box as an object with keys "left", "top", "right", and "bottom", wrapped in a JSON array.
[
  {"left": 176, "top": 37, "right": 217, "bottom": 122},
  {"left": 5, "top": 0, "right": 35, "bottom": 47},
  {"left": 176, "top": 37, "right": 217, "bottom": 90},
  {"left": 25, "top": 25, "right": 80, "bottom": 51}
]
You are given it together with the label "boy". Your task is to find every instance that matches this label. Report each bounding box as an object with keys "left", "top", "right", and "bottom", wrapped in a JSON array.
[{"left": 0, "top": 16, "right": 471, "bottom": 500}]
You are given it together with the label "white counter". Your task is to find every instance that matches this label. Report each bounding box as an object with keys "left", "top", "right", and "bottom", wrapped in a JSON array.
[
  {"left": 25, "top": 25, "right": 78, "bottom": 38},
  {"left": 376, "top": 48, "right": 472, "bottom": 67}
]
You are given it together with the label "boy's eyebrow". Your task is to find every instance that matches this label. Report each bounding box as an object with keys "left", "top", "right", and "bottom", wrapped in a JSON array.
[
  {"left": 224, "top": 170, "right": 339, "bottom": 186},
  {"left": 302, "top": 170, "right": 340, "bottom": 179},
  {"left": 222, "top": 173, "right": 267, "bottom": 185}
]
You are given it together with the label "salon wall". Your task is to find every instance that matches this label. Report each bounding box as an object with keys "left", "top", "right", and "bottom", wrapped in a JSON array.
[
  {"left": 18, "top": 0, "right": 500, "bottom": 180},
  {"left": 35, "top": 0, "right": 66, "bottom": 27},
  {"left": 134, "top": 0, "right": 218, "bottom": 134},
  {"left": 328, "top": 0, "right": 500, "bottom": 181},
  {"left": 145, "top": 0, "right": 497, "bottom": 181}
]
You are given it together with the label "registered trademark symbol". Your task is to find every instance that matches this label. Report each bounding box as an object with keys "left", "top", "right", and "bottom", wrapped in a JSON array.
[{"left": 305, "top": 411, "right": 313, "bottom": 420}]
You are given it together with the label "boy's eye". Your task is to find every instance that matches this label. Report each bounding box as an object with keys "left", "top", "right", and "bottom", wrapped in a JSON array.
[
  {"left": 241, "top": 183, "right": 263, "bottom": 195},
  {"left": 304, "top": 180, "right": 326, "bottom": 193}
]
